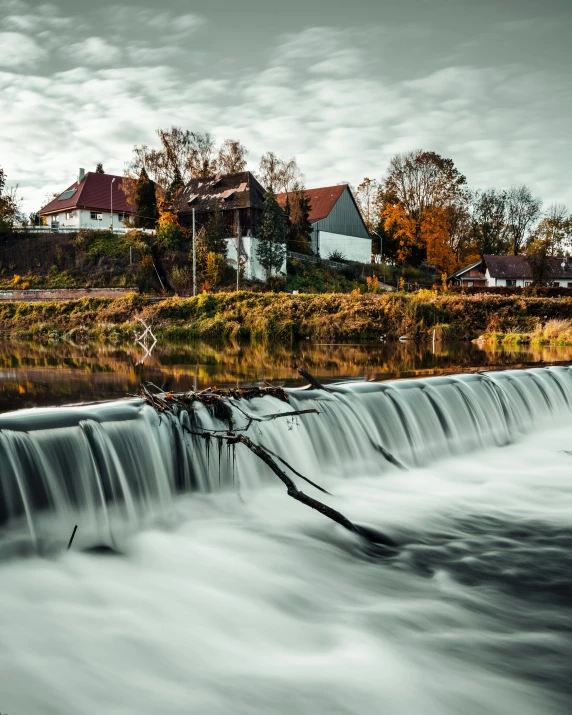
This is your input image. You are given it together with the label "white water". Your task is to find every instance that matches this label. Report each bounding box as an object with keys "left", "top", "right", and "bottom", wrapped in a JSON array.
[{"left": 0, "top": 368, "right": 571, "bottom": 713}]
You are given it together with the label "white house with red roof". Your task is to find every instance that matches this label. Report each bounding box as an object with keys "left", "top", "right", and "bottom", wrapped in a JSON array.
[
  {"left": 39, "top": 169, "right": 135, "bottom": 232},
  {"left": 277, "top": 184, "right": 372, "bottom": 263}
]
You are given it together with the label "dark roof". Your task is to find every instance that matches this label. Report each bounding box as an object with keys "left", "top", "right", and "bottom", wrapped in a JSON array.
[
  {"left": 40, "top": 172, "right": 134, "bottom": 215},
  {"left": 276, "top": 184, "right": 347, "bottom": 224},
  {"left": 484, "top": 254, "right": 572, "bottom": 279},
  {"left": 453, "top": 255, "right": 572, "bottom": 280},
  {"left": 175, "top": 171, "right": 266, "bottom": 215}
]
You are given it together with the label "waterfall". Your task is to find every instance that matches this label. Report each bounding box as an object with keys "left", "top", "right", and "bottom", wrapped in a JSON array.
[{"left": 1, "top": 365, "right": 572, "bottom": 555}]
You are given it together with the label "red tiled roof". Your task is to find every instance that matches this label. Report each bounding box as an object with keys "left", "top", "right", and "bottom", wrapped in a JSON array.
[
  {"left": 276, "top": 184, "right": 347, "bottom": 224},
  {"left": 39, "top": 172, "right": 135, "bottom": 215}
]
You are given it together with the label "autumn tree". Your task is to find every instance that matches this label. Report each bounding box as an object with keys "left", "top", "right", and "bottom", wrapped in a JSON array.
[
  {"left": 525, "top": 204, "right": 572, "bottom": 284},
  {"left": 217, "top": 139, "right": 247, "bottom": 174},
  {"left": 0, "top": 167, "right": 23, "bottom": 233},
  {"left": 532, "top": 204, "right": 572, "bottom": 256},
  {"left": 505, "top": 185, "right": 542, "bottom": 255},
  {"left": 134, "top": 168, "right": 159, "bottom": 229},
  {"left": 355, "top": 178, "right": 379, "bottom": 233},
  {"left": 256, "top": 189, "right": 287, "bottom": 278},
  {"left": 380, "top": 150, "right": 467, "bottom": 267},
  {"left": 468, "top": 189, "right": 510, "bottom": 256},
  {"left": 128, "top": 127, "right": 214, "bottom": 188},
  {"left": 156, "top": 208, "right": 185, "bottom": 250},
  {"left": 258, "top": 152, "right": 302, "bottom": 193}
]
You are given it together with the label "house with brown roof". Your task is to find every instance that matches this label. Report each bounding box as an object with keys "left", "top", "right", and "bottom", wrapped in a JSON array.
[
  {"left": 451, "top": 255, "right": 572, "bottom": 288},
  {"left": 39, "top": 169, "right": 135, "bottom": 232},
  {"left": 277, "top": 184, "right": 371, "bottom": 263},
  {"left": 175, "top": 171, "right": 283, "bottom": 281},
  {"left": 174, "top": 171, "right": 265, "bottom": 237}
]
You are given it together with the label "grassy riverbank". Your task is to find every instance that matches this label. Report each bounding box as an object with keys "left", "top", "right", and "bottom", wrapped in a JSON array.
[
  {"left": 477, "top": 319, "right": 572, "bottom": 347},
  {"left": 2, "top": 291, "right": 572, "bottom": 344}
]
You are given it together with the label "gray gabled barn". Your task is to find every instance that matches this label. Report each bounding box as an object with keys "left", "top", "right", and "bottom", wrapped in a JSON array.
[{"left": 278, "top": 184, "right": 371, "bottom": 263}]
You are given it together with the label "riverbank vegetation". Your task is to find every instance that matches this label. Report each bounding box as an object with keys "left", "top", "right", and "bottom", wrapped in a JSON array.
[
  {"left": 478, "top": 319, "right": 572, "bottom": 346},
  {"left": 1, "top": 292, "right": 572, "bottom": 344}
]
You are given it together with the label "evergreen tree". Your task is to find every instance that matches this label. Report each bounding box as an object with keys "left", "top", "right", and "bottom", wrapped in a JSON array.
[
  {"left": 256, "top": 189, "right": 286, "bottom": 278},
  {"left": 95, "top": 163, "right": 104, "bottom": 173},
  {"left": 287, "top": 187, "right": 312, "bottom": 253},
  {"left": 134, "top": 168, "right": 158, "bottom": 229},
  {"left": 165, "top": 166, "right": 184, "bottom": 203},
  {"left": 202, "top": 206, "right": 228, "bottom": 257}
]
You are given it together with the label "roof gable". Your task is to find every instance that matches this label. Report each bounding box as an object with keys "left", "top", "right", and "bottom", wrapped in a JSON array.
[
  {"left": 40, "top": 172, "right": 134, "bottom": 214},
  {"left": 450, "top": 259, "right": 484, "bottom": 279},
  {"left": 276, "top": 184, "right": 347, "bottom": 223}
]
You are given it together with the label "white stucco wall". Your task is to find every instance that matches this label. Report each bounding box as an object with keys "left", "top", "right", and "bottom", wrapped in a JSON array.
[
  {"left": 44, "top": 209, "right": 131, "bottom": 230},
  {"left": 316, "top": 231, "right": 372, "bottom": 263},
  {"left": 226, "top": 236, "right": 286, "bottom": 282}
]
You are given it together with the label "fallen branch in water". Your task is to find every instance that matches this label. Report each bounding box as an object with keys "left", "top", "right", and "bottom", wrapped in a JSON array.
[
  {"left": 138, "top": 371, "right": 397, "bottom": 550},
  {"left": 298, "top": 367, "right": 329, "bottom": 391}
]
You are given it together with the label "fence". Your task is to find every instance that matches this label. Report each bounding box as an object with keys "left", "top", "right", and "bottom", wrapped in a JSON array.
[
  {"left": 448, "top": 285, "right": 572, "bottom": 298},
  {"left": 287, "top": 250, "right": 348, "bottom": 272},
  {"left": 10, "top": 226, "right": 156, "bottom": 236},
  {"left": 0, "top": 287, "right": 137, "bottom": 302}
]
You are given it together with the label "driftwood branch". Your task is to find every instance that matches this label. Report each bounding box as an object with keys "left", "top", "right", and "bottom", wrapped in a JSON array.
[
  {"left": 298, "top": 367, "right": 328, "bottom": 391},
  {"left": 138, "top": 370, "right": 397, "bottom": 550}
]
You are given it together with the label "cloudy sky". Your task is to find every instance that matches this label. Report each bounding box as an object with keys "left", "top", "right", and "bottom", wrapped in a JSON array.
[{"left": 1, "top": 0, "right": 571, "bottom": 213}]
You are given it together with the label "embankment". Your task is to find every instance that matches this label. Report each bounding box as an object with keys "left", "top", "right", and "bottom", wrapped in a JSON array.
[{"left": 1, "top": 291, "right": 571, "bottom": 343}]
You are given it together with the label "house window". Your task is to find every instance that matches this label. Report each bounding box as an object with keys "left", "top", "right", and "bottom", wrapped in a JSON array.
[
  {"left": 506, "top": 280, "right": 517, "bottom": 287},
  {"left": 117, "top": 212, "right": 128, "bottom": 222},
  {"left": 90, "top": 211, "right": 102, "bottom": 220},
  {"left": 547, "top": 281, "right": 560, "bottom": 287},
  {"left": 568, "top": 283, "right": 572, "bottom": 289},
  {"left": 66, "top": 211, "right": 75, "bottom": 220},
  {"left": 525, "top": 281, "right": 532, "bottom": 287}
]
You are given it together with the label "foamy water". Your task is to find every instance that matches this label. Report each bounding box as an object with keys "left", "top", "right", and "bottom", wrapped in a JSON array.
[{"left": 1, "top": 416, "right": 571, "bottom": 714}]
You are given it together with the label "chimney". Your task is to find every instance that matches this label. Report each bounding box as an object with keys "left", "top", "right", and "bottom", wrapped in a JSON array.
[{"left": 78, "top": 168, "right": 85, "bottom": 184}]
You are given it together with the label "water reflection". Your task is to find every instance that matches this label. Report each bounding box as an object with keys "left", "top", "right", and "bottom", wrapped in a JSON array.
[{"left": 1, "top": 338, "right": 572, "bottom": 413}]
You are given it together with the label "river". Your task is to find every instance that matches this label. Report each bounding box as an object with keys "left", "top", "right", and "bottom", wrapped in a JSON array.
[{"left": 0, "top": 340, "right": 571, "bottom": 714}]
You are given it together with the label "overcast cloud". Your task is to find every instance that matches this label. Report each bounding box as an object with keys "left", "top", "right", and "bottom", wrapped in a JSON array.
[{"left": 0, "top": 0, "right": 570, "bottom": 213}]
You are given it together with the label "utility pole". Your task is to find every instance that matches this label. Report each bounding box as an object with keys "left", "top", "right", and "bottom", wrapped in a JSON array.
[
  {"left": 110, "top": 177, "right": 116, "bottom": 232},
  {"left": 192, "top": 208, "right": 196, "bottom": 297},
  {"left": 236, "top": 224, "right": 242, "bottom": 292}
]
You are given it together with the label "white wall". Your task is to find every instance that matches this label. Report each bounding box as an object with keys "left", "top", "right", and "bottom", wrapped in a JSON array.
[
  {"left": 317, "top": 231, "right": 372, "bottom": 263},
  {"left": 226, "top": 236, "right": 286, "bottom": 283},
  {"left": 44, "top": 209, "right": 131, "bottom": 231}
]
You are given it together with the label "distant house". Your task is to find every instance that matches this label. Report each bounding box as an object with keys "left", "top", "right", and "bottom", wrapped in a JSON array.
[
  {"left": 175, "top": 171, "right": 283, "bottom": 281},
  {"left": 277, "top": 184, "right": 372, "bottom": 263},
  {"left": 451, "top": 255, "right": 572, "bottom": 288},
  {"left": 175, "top": 171, "right": 265, "bottom": 235},
  {"left": 39, "top": 169, "right": 135, "bottom": 232}
]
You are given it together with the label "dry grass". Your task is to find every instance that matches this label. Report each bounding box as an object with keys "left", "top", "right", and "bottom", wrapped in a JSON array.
[{"left": 2, "top": 292, "right": 572, "bottom": 344}]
